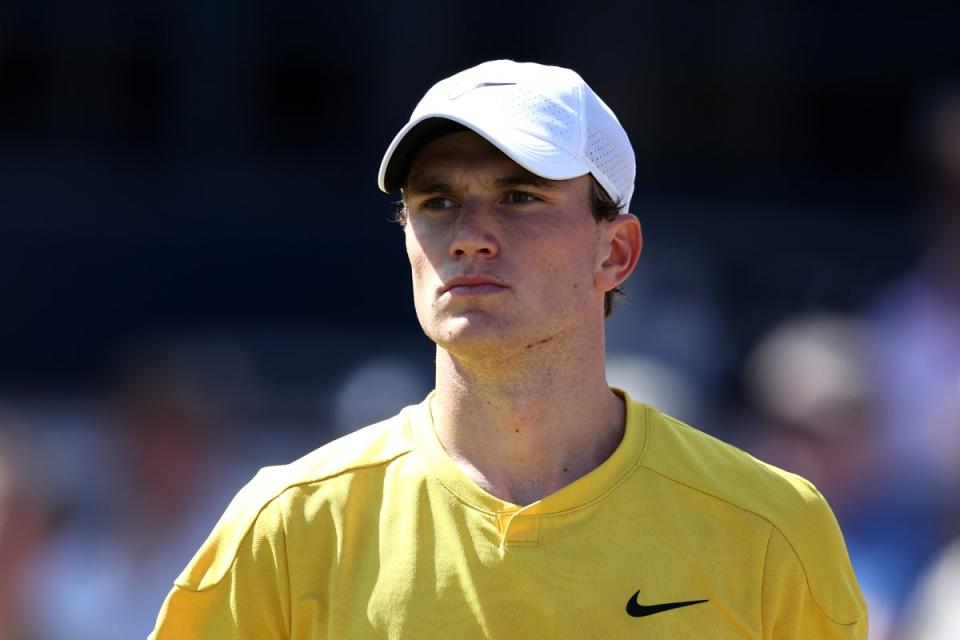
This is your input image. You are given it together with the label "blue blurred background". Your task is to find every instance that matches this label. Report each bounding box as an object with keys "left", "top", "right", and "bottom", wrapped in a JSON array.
[{"left": 2, "top": 2, "right": 959, "bottom": 638}]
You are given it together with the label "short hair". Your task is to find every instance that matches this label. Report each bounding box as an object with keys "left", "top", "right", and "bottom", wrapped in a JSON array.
[
  {"left": 589, "top": 179, "right": 626, "bottom": 317},
  {"left": 394, "top": 175, "right": 626, "bottom": 318}
]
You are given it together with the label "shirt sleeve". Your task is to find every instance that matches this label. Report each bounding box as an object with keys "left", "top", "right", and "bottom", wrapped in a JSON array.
[
  {"left": 761, "top": 517, "right": 867, "bottom": 639},
  {"left": 149, "top": 483, "right": 292, "bottom": 640}
]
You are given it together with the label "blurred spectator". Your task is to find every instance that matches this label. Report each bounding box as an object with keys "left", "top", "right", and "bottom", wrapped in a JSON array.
[
  {"left": 744, "top": 314, "right": 876, "bottom": 510},
  {"left": 742, "top": 313, "right": 942, "bottom": 639},
  {"left": 896, "top": 537, "right": 960, "bottom": 639},
  {"left": 605, "top": 352, "right": 706, "bottom": 428},
  {"left": 859, "top": 81, "right": 960, "bottom": 640},
  {"left": 0, "top": 424, "right": 55, "bottom": 640},
  {"left": 332, "top": 356, "right": 431, "bottom": 436},
  {"left": 868, "top": 84, "right": 960, "bottom": 504},
  {"left": 33, "top": 344, "right": 248, "bottom": 640}
]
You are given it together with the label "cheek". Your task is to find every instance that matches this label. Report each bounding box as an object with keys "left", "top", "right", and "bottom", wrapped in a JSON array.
[
  {"left": 405, "top": 234, "right": 442, "bottom": 333},
  {"left": 539, "top": 239, "right": 602, "bottom": 313},
  {"left": 405, "top": 232, "right": 434, "bottom": 295},
  {"left": 539, "top": 231, "right": 599, "bottom": 285}
]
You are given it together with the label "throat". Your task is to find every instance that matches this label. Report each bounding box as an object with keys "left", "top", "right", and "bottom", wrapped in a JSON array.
[{"left": 430, "top": 384, "right": 626, "bottom": 505}]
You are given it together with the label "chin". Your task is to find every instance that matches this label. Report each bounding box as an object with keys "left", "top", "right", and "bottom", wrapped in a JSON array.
[{"left": 430, "top": 315, "right": 553, "bottom": 359}]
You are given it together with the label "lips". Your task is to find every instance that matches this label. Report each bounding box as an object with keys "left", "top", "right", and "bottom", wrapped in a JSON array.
[{"left": 440, "top": 276, "right": 509, "bottom": 295}]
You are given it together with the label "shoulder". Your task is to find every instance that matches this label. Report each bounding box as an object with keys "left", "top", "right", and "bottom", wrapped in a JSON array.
[
  {"left": 640, "top": 405, "right": 825, "bottom": 526},
  {"left": 265, "top": 407, "right": 417, "bottom": 492},
  {"left": 638, "top": 404, "right": 866, "bottom": 625},
  {"left": 175, "top": 405, "right": 417, "bottom": 591}
]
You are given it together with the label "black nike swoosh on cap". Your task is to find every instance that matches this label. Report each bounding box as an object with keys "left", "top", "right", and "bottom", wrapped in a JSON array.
[{"left": 625, "top": 590, "right": 709, "bottom": 617}]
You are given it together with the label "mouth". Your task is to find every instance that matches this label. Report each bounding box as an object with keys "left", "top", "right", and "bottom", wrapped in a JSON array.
[{"left": 440, "top": 276, "right": 510, "bottom": 296}]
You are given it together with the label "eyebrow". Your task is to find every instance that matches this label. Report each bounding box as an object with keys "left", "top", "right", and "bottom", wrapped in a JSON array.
[
  {"left": 404, "top": 169, "right": 560, "bottom": 195},
  {"left": 493, "top": 171, "right": 557, "bottom": 190}
]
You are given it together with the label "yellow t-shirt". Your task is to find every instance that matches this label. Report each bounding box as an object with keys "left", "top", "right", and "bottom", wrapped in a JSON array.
[{"left": 150, "top": 391, "right": 867, "bottom": 639}]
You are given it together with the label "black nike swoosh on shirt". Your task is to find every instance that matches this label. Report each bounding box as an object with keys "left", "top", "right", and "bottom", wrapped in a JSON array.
[{"left": 625, "top": 590, "right": 709, "bottom": 617}]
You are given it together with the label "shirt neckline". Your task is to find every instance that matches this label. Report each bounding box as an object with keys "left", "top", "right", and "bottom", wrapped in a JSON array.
[{"left": 409, "top": 388, "right": 649, "bottom": 517}]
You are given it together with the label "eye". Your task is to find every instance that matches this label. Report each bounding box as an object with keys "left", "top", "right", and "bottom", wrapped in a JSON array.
[
  {"left": 505, "top": 191, "right": 540, "bottom": 204},
  {"left": 423, "top": 196, "right": 458, "bottom": 210}
]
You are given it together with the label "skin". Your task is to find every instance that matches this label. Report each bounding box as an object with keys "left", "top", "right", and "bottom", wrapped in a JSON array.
[{"left": 403, "top": 131, "right": 643, "bottom": 505}]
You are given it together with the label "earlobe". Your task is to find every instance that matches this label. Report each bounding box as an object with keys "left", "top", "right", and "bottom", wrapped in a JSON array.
[{"left": 595, "top": 214, "right": 643, "bottom": 292}]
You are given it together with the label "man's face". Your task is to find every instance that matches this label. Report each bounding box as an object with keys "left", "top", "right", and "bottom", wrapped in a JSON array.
[{"left": 402, "top": 131, "right": 610, "bottom": 358}]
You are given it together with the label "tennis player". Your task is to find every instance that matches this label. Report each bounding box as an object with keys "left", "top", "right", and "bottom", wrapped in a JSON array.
[{"left": 150, "top": 60, "right": 867, "bottom": 638}]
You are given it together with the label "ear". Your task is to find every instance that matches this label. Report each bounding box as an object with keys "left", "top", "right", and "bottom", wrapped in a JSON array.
[{"left": 594, "top": 213, "right": 642, "bottom": 293}]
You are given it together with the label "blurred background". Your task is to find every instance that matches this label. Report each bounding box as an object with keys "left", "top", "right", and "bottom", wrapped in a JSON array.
[{"left": 1, "top": 1, "right": 959, "bottom": 638}]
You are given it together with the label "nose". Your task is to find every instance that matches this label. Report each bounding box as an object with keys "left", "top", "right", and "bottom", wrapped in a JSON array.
[{"left": 449, "top": 199, "right": 499, "bottom": 259}]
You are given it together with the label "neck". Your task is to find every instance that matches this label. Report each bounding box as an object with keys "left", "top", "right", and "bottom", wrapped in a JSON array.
[{"left": 431, "top": 331, "right": 625, "bottom": 505}]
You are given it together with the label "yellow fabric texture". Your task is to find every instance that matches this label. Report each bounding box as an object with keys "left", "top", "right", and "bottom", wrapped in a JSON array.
[{"left": 150, "top": 392, "right": 867, "bottom": 639}]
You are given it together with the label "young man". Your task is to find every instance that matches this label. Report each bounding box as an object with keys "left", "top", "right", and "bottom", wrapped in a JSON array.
[{"left": 150, "top": 60, "right": 867, "bottom": 638}]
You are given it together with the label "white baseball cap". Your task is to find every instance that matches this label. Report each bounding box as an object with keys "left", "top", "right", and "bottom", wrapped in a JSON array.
[{"left": 378, "top": 60, "right": 635, "bottom": 212}]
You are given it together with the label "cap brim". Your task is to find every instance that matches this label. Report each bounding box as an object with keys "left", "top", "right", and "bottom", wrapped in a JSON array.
[{"left": 378, "top": 113, "right": 590, "bottom": 193}]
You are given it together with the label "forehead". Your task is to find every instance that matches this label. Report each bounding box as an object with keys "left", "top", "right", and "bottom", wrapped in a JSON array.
[{"left": 404, "top": 131, "right": 565, "bottom": 192}]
